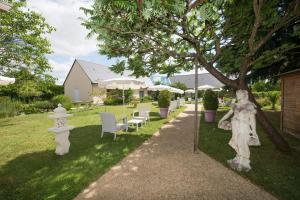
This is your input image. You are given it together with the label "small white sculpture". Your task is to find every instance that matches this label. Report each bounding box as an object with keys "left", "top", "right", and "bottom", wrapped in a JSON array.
[
  {"left": 48, "top": 104, "right": 74, "bottom": 155},
  {"left": 218, "top": 90, "right": 260, "bottom": 172}
]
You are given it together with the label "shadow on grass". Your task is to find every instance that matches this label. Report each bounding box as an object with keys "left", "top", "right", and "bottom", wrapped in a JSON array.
[
  {"left": 0, "top": 125, "right": 149, "bottom": 200},
  {"left": 199, "top": 110, "right": 300, "bottom": 200},
  {"left": 0, "top": 119, "right": 15, "bottom": 127}
]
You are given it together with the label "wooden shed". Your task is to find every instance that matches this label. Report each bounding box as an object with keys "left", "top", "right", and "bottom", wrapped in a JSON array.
[{"left": 280, "top": 69, "right": 300, "bottom": 139}]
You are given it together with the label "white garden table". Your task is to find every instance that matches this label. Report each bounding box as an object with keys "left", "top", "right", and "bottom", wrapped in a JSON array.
[{"left": 128, "top": 119, "right": 143, "bottom": 131}]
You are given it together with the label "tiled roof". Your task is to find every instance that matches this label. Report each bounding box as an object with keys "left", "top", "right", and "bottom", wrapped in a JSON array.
[
  {"left": 75, "top": 59, "right": 154, "bottom": 87},
  {"left": 170, "top": 73, "right": 224, "bottom": 89}
]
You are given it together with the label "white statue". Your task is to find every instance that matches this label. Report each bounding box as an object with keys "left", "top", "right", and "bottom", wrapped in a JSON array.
[
  {"left": 48, "top": 104, "right": 74, "bottom": 155},
  {"left": 218, "top": 90, "right": 260, "bottom": 172}
]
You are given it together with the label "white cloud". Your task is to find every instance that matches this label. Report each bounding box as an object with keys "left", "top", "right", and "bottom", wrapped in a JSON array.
[
  {"left": 27, "top": 0, "right": 97, "bottom": 57},
  {"left": 49, "top": 58, "right": 74, "bottom": 85}
]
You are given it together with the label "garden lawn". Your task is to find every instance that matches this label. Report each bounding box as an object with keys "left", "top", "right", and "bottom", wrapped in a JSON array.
[
  {"left": 0, "top": 104, "right": 184, "bottom": 200},
  {"left": 199, "top": 108, "right": 300, "bottom": 200}
]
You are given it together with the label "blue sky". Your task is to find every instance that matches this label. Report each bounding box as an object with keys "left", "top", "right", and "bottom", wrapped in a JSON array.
[{"left": 27, "top": 0, "right": 206, "bottom": 85}]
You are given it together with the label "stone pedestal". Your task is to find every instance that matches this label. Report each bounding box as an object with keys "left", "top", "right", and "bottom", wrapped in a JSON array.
[{"left": 48, "top": 104, "right": 74, "bottom": 155}]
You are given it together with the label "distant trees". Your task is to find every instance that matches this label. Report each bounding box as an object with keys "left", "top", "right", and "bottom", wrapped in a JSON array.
[
  {"left": 0, "top": 69, "right": 63, "bottom": 102},
  {"left": 0, "top": 1, "right": 61, "bottom": 102},
  {"left": 170, "top": 82, "right": 187, "bottom": 91}
]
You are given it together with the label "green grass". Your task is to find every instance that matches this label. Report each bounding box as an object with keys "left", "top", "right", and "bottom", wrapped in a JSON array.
[
  {"left": 0, "top": 104, "right": 184, "bottom": 200},
  {"left": 199, "top": 109, "right": 300, "bottom": 200}
]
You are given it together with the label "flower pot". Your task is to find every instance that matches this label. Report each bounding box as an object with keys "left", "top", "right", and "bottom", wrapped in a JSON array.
[
  {"left": 204, "top": 110, "right": 216, "bottom": 122},
  {"left": 159, "top": 107, "right": 169, "bottom": 118}
]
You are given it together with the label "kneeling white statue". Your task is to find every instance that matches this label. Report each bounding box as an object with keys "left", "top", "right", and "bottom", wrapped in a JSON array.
[{"left": 218, "top": 90, "right": 260, "bottom": 172}]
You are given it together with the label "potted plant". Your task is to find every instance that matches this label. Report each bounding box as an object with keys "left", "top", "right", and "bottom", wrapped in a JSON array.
[
  {"left": 158, "top": 90, "right": 171, "bottom": 118},
  {"left": 203, "top": 89, "right": 219, "bottom": 122}
]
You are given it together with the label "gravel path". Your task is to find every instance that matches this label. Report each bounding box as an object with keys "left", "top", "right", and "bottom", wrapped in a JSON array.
[{"left": 75, "top": 105, "right": 276, "bottom": 200}]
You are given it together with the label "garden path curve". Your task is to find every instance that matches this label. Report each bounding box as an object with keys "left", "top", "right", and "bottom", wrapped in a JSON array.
[{"left": 75, "top": 104, "right": 276, "bottom": 200}]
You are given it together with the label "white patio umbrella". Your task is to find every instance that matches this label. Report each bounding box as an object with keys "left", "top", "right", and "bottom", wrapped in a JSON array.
[
  {"left": 0, "top": 75, "right": 15, "bottom": 86},
  {"left": 100, "top": 77, "right": 147, "bottom": 115},
  {"left": 185, "top": 89, "right": 195, "bottom": 93},
  {"left": 198, "top": 84, "right": 222, "bottom": 98},
  {"left": 197, "top": 84, "right": 218, "bottom": 90},
  {"left": 148, "top": 85, "right": 184, "bottom": 94}
]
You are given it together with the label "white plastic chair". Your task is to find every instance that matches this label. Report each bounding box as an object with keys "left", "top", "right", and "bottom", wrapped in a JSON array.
[
  {"left": 180, "top": 98, "right": 185, "bottom": 106},
  {"left": 100, "top": 112, "right": 128, "bottom": 140},
  {"left": 169, "top": 101, "right": 177, "bottom": 113},
  {"left": 133, "top": 104, "right": 150, "bottom": 124}
]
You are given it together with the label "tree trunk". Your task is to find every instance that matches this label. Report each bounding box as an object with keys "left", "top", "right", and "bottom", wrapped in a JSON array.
[{"left": 247, "top": 89, "right": 291, "bottom": 152}]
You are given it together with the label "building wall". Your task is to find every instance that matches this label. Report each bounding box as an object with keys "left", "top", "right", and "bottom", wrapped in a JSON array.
[
  {"left": 281, "top": 71, "right": 300, "bottom": 139},
  {"left": 64, "top": 61, "right": 93, "bottom": 103},
  {"left": 133, "top": 89, "right": 148, "bottom": 98}
]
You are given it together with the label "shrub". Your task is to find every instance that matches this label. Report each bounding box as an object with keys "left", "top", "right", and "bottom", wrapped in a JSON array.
[
  {"left": 256, "top": 98, "right": 270, "bottom": 107},
  {"left": 20, "top": 104, "right": 39, "bottom": 114},
  {"left": 203, "top": 89, "right": 219, "bottom": 110},
  {"left": 51, "top": 95, "right": 73, "bottom": 110},
  {"left": 32, "top": 101, "right": 54, "bottom": 112},
  {"left": 141, "top": 96, "right": 152, "bottom": 102},
  {"left": 158, "top": 90, "right": 171, "bottom": 108},
  {"left": 0, "top": 100, "right": 18, "bottom": 118},
  {"left": 266, "top": 91, "right": 280, "bottom": 110},
  {"left": 106, "top": 89, "right": 132, "bottom": 104},
  {"left": 0, "top": 96, "right": 10, "bottom": 103},
  {"left": 103, "top": 97, "right": 123, "bottom": 105}
]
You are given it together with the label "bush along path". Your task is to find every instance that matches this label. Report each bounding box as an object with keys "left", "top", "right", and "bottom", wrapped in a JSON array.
[{"left": 75, "top": 105, "right": 276, "bottom": 200}]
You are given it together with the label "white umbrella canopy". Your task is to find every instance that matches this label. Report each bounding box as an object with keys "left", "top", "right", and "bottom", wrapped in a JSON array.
[
  {"left": 0, "top": 75, "right": 15, "bottom": 86},
  {"left": 148, "top": 85, "right": 184, "bottom": 94},
  {"left": 100, "top": 77, "right": 147, "bottom": 116},
  {"left": 198, "top": 84, "right": 219, "bottom": 90},
  {"left": 100, "top": 77, "right": 147, "bottom": 90},
  {"left": 171, "top": 87, "right": 184, "bottom": 94},
  {"left": 185, "top": 89, "right": 195, "bottom": 94}
]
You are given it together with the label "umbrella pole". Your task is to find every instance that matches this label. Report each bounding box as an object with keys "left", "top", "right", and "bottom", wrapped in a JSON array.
[
  {"left": 194, "top": 65, "right": 199, "bottom": 153},
  {"left": 122, "top": 88, "right": 125, "bottom": 117}
]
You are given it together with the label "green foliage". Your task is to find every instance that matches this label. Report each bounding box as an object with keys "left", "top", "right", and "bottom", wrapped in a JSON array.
[
  {"left": 158, "top": 90, "right": 171, "bottom": 108},
  {"left": 170, "top": 82, "right": 187, "bottom": 91},
  {"left": 140, "top": 96, "right": 152, "bottom": 103},
  {"left": 203, "top": 90, "right": 219, "bottom": 110},
  {"left": 0, "top": 1, "right": 54, "bottom": 74},
  {"left": 18, "top": 80, "right": 42, "bottom": 102},
  {"left": 104, "top": 89, "right": 133, "bottom": 105},
  {"left": 32, "top": 101, "right": 54, "bottom": 112},
  {"left": 252, "top": 80, "right": 280, "bottom": 92},
  {"left": 256, "top": 97, "right": 270, "bottom": 108},
  {"left": 0, "top": 100, "right": 18, "bottom": 118},
  {"left": 0, "top": 69, "right": 61, "bottom": 102},
  {"left": 82, "top": 0, "right": 299, "bottom": 89},
  {"left": 103, "top": 97, "right": 123, "bottom": 105},
  {"left": 266, "top": 91, "right": 280, "bottom": 110},
  {"left": 51, "top": 95, "right": 73, "bottom": 110}
]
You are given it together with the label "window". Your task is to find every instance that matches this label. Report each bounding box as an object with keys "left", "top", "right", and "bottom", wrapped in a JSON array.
[{"left": 139, "top": 90, "right": 144, "bottom": 98}]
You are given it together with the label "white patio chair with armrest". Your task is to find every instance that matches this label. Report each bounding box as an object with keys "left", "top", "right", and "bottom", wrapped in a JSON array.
[
  {"left": 168, "top": 101, "right": 177, "bottom": 113},
  {"left": 133, "top": 104, "right": 150, "bottom": 124},
  {"left": 180, "top": 98, "right": 185, "bottom": 106},
  {"left": 100, "top": 112, "right": 128, "bottom": 140}
]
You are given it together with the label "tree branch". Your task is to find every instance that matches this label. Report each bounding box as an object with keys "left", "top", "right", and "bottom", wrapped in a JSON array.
[{"left": 248, "top": 0, "right": 263, "bottom": 53}]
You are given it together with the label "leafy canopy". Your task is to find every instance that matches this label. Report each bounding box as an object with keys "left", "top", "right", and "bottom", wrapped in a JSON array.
[
  {"left": 82, "top": 0, "right": 300, "bottom": 89},
  {"left": 0, "top": 1, "right": 55, "bottom": 75}
]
